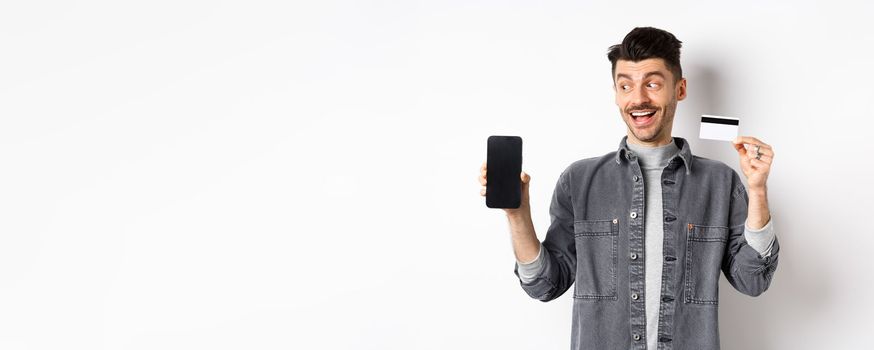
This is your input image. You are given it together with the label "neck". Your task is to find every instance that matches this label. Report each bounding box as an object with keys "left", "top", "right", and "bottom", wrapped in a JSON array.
[
  {"left": 626, "top": 137, "right": 680, "bottom": 169},
  {"left": 627, "top": 132, "right": 673, "bottom": 147}
]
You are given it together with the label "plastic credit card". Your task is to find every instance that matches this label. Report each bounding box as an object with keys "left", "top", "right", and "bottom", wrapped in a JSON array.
[{"left": 699, "top": 115, "right": 739, "bottom": 141}]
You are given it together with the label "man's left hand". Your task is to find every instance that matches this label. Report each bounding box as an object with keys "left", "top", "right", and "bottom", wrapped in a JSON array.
[{"left": 732, "top": 136, "right": 774, "bottom": 191}]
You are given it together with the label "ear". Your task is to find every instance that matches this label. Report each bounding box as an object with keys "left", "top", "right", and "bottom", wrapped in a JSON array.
[
  {"left": 676, "top": 77, "right": 687, "bottom": 101},
  {"left": 613, "top": 80, "right": 621, "bottom": 107}
]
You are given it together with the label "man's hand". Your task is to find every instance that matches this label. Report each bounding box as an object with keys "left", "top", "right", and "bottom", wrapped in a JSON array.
[
  {"left": 732, "top": 136, "right": 774, "bottom": 191},
  {"left": 479, "top": 161, "right": 541, "bottom": 263},
  {"left": 479, "top": 161, "right": 531, "bottom": 218},
  {"left": 732, "top": 136, "right": 774, "bottom": 229}
]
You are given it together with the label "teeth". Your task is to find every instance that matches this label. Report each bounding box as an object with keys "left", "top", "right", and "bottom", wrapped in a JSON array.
[{"left": 631, "top": 111, "right": 655, "bottom": 117}]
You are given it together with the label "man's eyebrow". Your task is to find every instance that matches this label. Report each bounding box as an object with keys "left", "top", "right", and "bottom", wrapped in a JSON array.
[{"left": 615, "top": 71, "right": 667, "bottom": 81}]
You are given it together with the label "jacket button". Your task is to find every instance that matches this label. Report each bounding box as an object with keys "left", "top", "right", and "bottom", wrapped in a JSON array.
[
  {"left": 633, "top": 175, "right": 639, "bottom": 182},
  {"left": 612, "top": 218, "right": 618, "bottom": 224},
  {"left": 633, "top": 334, "right": 641, "bottom": 341},
  {"left": 631, "top": 293, "right": 639, "bottom": 300},
  {"left": 630, "top": 253, "right": 638, "bottom": 260},
  {"left": 630, "top": 212, "right": 637, "bottom": 218}
]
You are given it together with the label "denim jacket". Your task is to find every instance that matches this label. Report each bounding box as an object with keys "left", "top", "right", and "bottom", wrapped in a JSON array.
[{"left": 514, "top": 136, "right": 780, "bottom": 350}]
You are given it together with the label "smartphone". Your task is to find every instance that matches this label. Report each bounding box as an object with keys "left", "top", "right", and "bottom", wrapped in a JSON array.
[{"left": 486, "top": 135, "right": 522, "bottom": 209}]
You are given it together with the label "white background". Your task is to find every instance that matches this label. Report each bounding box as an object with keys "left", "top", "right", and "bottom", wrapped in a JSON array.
[{"left": 1, "top": 1, "right": 872, "bottom": 349}]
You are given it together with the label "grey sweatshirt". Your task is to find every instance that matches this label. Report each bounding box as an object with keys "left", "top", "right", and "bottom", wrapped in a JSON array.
[{"left": 516, "top": 138, "right": 775, "bottom": 349}]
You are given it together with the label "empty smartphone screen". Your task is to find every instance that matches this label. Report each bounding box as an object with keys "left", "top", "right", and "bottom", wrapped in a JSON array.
[{"left": 486, "top": 135, "right": 522, "bottom": 209}]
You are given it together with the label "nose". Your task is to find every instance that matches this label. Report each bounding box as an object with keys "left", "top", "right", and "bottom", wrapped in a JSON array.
[{"left": 631, "top": 84, "right": 650, "bottom": 106}]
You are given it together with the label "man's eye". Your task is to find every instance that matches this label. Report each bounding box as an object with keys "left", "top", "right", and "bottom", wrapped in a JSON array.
[
  {"left": 621, "top": 85, "right": 630, "bottom": 90},
  {"left": 647, "top": 83, "right": 660, "bottom": 88}
]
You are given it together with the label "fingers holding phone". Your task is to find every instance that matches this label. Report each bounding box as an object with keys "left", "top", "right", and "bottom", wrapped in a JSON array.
[
  {"left": 480, "top": 161, "right": 529, "bottom": 194},
  {"left": 479, "top": 161, "right": 531, "bottom": 217}
]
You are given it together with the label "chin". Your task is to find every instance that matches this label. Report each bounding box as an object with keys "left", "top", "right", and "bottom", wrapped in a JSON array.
[{"left": 632, "top": 129, "right": 661, "bottom": 142}]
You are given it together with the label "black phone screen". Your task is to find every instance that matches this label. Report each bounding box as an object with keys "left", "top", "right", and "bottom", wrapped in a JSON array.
[{"left": 486, "top": 135, "right": 522, "bottom": 209}]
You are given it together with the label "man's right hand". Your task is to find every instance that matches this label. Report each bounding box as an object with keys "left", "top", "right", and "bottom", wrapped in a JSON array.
[
  {"left": 479, "top": 161, "right": 540, "bottom": 264},
  {"left": 479, "top": 161, "right": 532, "bottom": 218}
]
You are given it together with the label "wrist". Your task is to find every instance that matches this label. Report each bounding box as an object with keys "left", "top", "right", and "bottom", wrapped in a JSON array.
[
  {"left": 749, "top": 185, "right": 767, "bottom": 198},
  {"left": 507, "top": 211, "right": 530, "bottom": 220},
  {"left": 506, "top": 210, "right": 532, "bottom": 223}
]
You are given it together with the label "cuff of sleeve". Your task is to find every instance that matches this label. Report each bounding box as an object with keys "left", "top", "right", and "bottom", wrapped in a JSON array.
[
  {"left": 744, "top": 217, "right": 776, "bottom": 258},
  {"left": 516, "top": 243, "right": 544, "bottom": 283}
]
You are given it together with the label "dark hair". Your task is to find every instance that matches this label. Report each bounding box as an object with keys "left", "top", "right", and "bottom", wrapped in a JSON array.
[{"left": 608, "top": 27, "right": 683, "bottom": 82}]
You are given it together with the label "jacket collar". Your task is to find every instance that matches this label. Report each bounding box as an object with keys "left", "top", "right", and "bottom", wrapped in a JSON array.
[{"left": 615, "top": 135, "right": 693, "bottom": 175}]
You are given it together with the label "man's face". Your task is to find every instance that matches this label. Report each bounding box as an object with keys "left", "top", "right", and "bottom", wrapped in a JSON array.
[{"left": 613, "top": 58, "right": 686, "bottom": 145}]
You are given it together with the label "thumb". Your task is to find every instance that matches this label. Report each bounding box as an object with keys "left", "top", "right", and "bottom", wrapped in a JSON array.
[
  {"left": 733, "top": 142, "right": 746, "bottom": 156},
  {"left": 520, "top": 171, "right": 530, "bottom": 184}
]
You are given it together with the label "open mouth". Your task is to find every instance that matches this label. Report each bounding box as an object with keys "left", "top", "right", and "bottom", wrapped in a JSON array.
[{"left": 630, "top": 110, "right": 656, "bottom": 126}]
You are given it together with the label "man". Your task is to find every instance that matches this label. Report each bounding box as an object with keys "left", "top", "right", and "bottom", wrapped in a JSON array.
[{"left": 477, "top": 27, "right": 779, "bottom": 349}]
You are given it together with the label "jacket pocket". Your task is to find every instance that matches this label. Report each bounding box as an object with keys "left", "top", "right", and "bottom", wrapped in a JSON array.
[
  {"left": 684, "top": 223, "right": 728, "bottom": 305},
  {"left": 573, "top": 219, "right": 618, "bottom": 300}
]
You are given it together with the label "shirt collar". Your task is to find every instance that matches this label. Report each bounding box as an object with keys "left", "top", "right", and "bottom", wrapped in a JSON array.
[{"left": 615, "top": 135, "right": 694, "bottom": 175}]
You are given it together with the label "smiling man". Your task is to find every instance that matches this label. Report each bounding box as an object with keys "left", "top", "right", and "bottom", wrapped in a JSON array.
[{"left": 478, "top": 27, "right": 780, "bottom": 349}]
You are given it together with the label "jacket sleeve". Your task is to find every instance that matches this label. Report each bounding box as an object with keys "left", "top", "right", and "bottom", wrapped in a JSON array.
[
  {"left": 721, "top": 171, "right": 780, "bottom": 297},
  {"left": 513, "top": 169, "right": 576, "bottom": 302}
]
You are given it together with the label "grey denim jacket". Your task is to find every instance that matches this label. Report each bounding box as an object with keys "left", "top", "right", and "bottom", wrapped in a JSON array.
[{"left": 514, "top": 136, "right": 780, "bottom": 350}]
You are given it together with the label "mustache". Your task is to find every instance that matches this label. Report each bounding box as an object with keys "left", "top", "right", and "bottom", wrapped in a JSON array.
[{"left": 626, "top": 104, "right": 660, "bottom": 113}]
